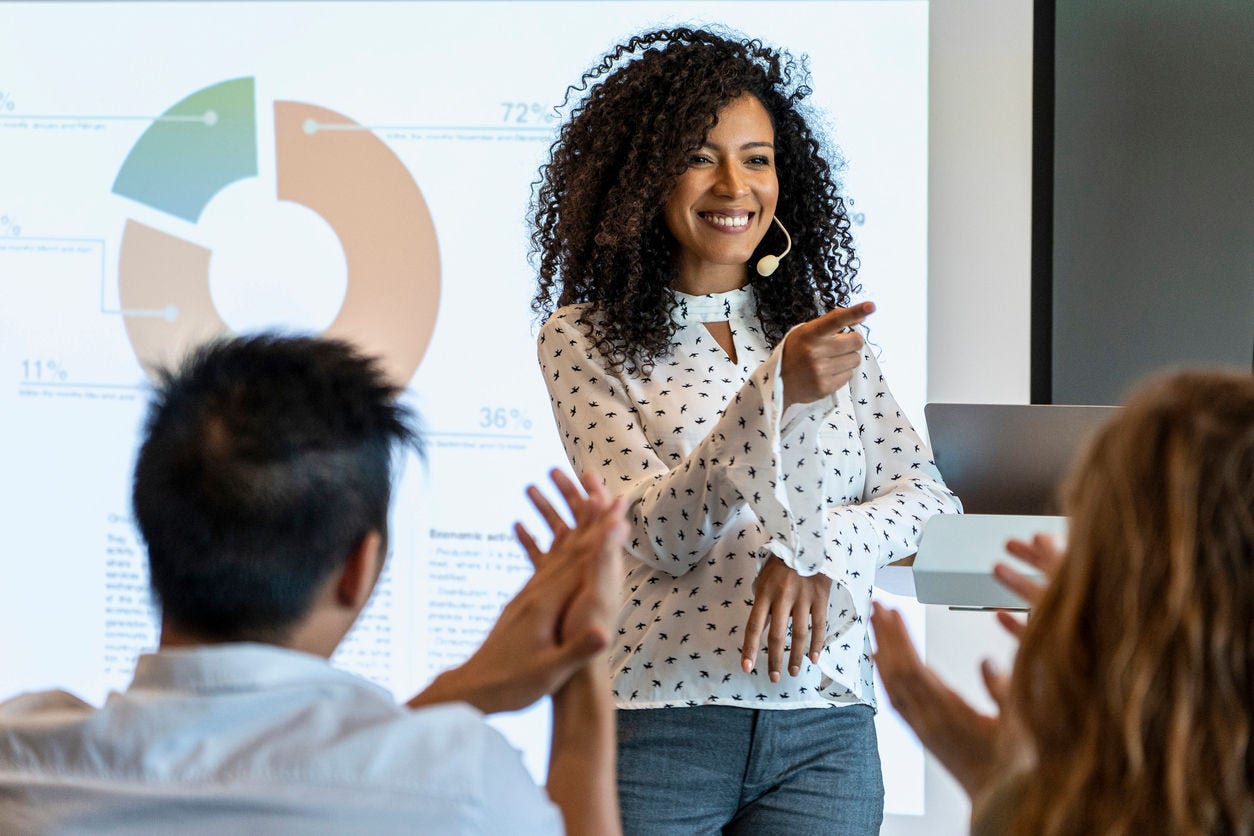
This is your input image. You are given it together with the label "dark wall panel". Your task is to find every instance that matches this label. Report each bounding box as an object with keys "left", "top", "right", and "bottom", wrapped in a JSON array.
[{"left": 1050, "top": 1, "right": 1253, "bottom": 404}]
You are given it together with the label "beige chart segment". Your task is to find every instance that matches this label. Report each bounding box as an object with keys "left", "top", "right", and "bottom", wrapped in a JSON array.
[
  {"left": 118, "top": 221, "right": 226, "bottom": 377},
  {"left": 276, "top": 101, "right": 439, "bottom": 387},
  {"left": 118, "top": 99, "right": 440, "bottom": 388}
]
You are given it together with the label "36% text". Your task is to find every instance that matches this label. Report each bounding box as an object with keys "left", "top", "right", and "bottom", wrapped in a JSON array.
[{"left": 479, "top": 406, "right": 533, "bottom": 432}]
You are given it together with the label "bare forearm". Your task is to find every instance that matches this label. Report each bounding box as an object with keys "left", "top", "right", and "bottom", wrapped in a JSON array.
[{"left": 547, "top": 661, "right": 620, "bottom": 836}]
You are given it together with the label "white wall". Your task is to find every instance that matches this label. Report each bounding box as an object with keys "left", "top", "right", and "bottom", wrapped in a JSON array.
[
  {"left": 929, "top": 0, "right": 1034, "bottom": 405},
  {"left": 887, "top": 1, "right": 1034, "bottom": 833}
]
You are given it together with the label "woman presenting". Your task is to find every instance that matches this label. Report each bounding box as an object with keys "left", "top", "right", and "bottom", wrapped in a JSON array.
[{"left": 530, "top": 28, "right": 959, "bottom": 834}]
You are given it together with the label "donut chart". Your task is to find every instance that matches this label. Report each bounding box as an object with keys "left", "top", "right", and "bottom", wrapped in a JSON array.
[{"left": 113, "top": 77, "right": 440, "bottom": 386}]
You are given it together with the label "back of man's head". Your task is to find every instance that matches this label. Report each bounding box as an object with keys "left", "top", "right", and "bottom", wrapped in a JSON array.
[{"left": 132, "top": 333, "right": 419, "bottom": 643}]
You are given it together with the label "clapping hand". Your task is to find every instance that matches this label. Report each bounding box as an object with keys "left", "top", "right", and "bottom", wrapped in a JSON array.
[
  {"left": 870, "top": 531, "right": 1065, "bottom": 796},
  {"left": 409, "top": 470, "right": 625, "bottom": 714},
  {"left": 870, "top": 602, "right": 1008, "bottom": 796},
  {"left": 992, "top": 533, "right": 1063, "bottom": 638},
  {"left": 516, "top": 469, "right": 626, "bottom": 651}
]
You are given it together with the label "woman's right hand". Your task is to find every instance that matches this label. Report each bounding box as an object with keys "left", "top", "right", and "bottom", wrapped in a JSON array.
[
  {"left": 871, "top": 601, "right": 1005, "bottom": 797},
  {"left": 780, "top": 302, "right": 875, "bottom": 411},
  {"left": 993, "top": 533, "right": 1064, "bottom": 638}
]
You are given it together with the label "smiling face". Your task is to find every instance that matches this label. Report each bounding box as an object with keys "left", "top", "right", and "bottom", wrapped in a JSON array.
[{"left": 663, "top": 93, "right": 779, "bottom": 294}]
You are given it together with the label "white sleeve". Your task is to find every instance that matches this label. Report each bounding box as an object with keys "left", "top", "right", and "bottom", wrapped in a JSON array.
[
  {"left": 832, "top": 347, "right": 961, "bottom": 567},
  {"left": 760, "top": 345, "right": 961, "bottom": 695},
  {"left": 771, "top": 346, "right": 961, "bottom": 580},
  {"left": 476, "top": 727, "right": 565, "bottom": 835}
]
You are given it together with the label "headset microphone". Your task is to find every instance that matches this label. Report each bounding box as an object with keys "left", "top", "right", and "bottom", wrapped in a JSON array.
[{"left": 755, "top": 216, "right": 792, "bottom": 277}]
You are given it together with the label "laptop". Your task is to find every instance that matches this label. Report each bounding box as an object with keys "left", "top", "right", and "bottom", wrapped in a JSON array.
[
  {"left": 908, "top": 403, "right": 1119, "bottom": 608},
  {"left": 924, "top": 403, "right": 1120, "bottom": 515}
]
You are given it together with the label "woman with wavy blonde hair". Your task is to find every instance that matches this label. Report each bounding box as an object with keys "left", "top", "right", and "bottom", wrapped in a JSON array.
[{"left": 873, "top": 369, "right": 1254, "bottom": 835}]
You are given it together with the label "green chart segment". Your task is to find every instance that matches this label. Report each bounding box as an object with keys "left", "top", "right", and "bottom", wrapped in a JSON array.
[{"left": 111, "top": 78, "right": 258, "bottom": 223}]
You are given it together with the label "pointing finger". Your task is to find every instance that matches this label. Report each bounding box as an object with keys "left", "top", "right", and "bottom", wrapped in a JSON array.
[{"left": 809, "top": 301, "right": 875, "bottom": 336}]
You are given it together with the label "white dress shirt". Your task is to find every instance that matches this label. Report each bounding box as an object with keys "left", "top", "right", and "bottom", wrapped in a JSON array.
[
  {"left": 0, "top": 644, "right": 562, "bottom": 835},
  {"left": 537, "top": 287, "right": 960, "bottom": 709}
]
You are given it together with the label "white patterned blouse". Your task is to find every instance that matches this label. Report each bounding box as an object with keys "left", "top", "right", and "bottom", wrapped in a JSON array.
[{"left": 537, "top": 285, "right": 960, "bottom": 710}]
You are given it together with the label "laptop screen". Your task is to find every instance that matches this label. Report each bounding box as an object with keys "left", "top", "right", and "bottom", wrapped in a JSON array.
[{"left": 924, "top": 403, "right": 1119, "bottom": 515}]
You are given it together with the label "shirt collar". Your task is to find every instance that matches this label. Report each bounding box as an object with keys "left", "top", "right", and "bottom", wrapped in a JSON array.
[
  {"left": 668, "top": 286, "right": 757, "bottom": 324},
  {"left": 129, "top": 643, "right": 369, "bottom": 695}
]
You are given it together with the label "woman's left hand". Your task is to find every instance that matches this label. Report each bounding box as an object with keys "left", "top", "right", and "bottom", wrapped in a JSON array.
[{"left": 740, "top": 557, "right": 831, "bottom": 681}]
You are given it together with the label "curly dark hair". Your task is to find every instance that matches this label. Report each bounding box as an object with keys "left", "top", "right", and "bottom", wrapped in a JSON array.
[{"left": 530, "top": 27, "right": 860, "bottom": 374}]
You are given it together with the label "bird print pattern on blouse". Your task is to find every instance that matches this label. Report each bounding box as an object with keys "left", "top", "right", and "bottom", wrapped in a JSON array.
[{"left": 537, "top": 286, "right": 960, "bottom": 709}]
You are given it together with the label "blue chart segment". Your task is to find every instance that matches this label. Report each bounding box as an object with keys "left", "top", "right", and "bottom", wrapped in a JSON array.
[{"left": 111, "top": 77, "right": 258, "bottom": 223}]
